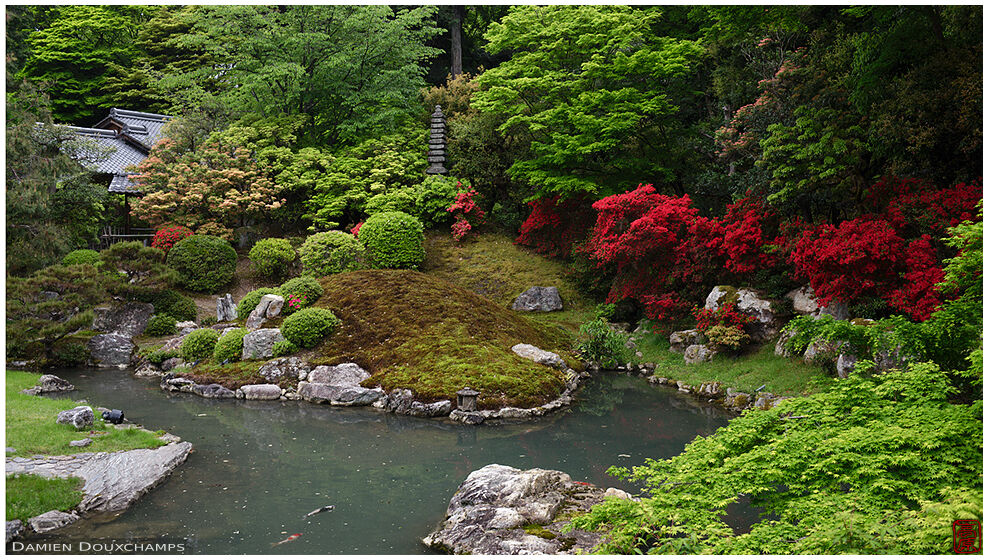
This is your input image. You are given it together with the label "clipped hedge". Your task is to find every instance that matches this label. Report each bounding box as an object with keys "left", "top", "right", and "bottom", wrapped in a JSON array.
[
  {"left": 279, "top": 276, "right": 324, "bottom": 306},
  {"left": 249, "top": 238, "right": 296, "bottom": 278},
  {"left": 297, "top": 231, "right": 365, "bottom": 277},
  {"left": 181, "top": 328, "right": 219, "bottom": 362},
  {"left": 358, "top": 211, "right": 425, "bottom": 269},
  {"left": 144, "top": 314, "right": 177, "bottom": 336},
  {"left": 272, "top": 339, "right": 299, "bottom": 358},
  {"left": 62, "top": 249, "right": 101, "bottom": 267},
  {"left": 281, "top": 308, "right": 340, "bottom": 348},
  {"left": 213, "top": 328, "right": 248, "bottom": 364},
  {"left": 237, "top": 288, "right": 282, "bottom": 320},
  {"left": 142, "top": 289, "right": 197, "bottom": 321},
  {"left": 166, "top": 235, "right": 237, "bottom": 293}
]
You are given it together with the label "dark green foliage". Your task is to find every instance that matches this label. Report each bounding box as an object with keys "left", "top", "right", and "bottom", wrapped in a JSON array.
[
  {"left": 213, "top": 328, "right": 248, "bottom": 364},
  {"left": 297, "top": 232, "right": 365, "bottom": 277},
  {"left": 570, "top": 362, "right": 982, "bottom": 554},
  {"left": 237, "top": 288, "right": 282, "bottom": 320},
  {"left": 99, "top": 242, "right": 178, "bottom": 298},
  {"left": 272, "top": 340, "right": 299, "bottom": 358},
  {"left": 279, "top": 276, "right": 324, "bottom": 307},
  {"left": 248, "top": 238, "right": 297, "bottom": 278},
  {"left": 48, "top": 341, "right": 89, "bottom": 368},
  {"left": 180, "top": 328, "right": 219, "bottom": 362},
  {"left": 281, "top": 308, "right": 341, "bottom": 349},
  {"left": 575, "top": 319, "right": 627, "bottom": 368},
  {"left": 140, "top": 289, "right": 197, "bottom": 321},
  {"left": 61, "top": 250, "right": 100, "bottom": 267},
  {"left": 144, "top": 314, "right": 177, "bottom": 337},
  {"left": 166, "top": 235, "right": 237, "bottom": 293},
  {"left": 358, "top": 212, "right": 425, "bottom": 269},
  {"left": 6, "top": 264, "right": 111, "bottom": 362}
]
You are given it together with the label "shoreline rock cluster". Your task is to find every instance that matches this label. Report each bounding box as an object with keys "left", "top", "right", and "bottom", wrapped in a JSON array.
[{"left": 423, "top": 463, "right": 626, "bottom": 554}]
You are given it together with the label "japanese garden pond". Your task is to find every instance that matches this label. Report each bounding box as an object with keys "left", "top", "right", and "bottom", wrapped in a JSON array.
[{"left": 29, "top": 368, "right": 736, "bottom": 554}]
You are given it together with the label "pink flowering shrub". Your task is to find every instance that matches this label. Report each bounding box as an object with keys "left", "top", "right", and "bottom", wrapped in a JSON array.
[{"left": 447, "top": 184, "right": 486, "bottom": 241}]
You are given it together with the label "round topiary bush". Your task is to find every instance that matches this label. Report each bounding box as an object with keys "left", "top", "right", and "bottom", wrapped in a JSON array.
[
  {"left": 144, "top": 314, "right": 177, "bottom": 336},
  {"left": 297, "top": 231, "right": 365, "bottom": 277},
  {"left": 167, "top": 235, "right": 237, "bottom": 293},
  {"left": 213, "top": 327, "right": 248, "bottom": 364},
  {"left": 281, "top": 308, "right": 341, "bottom": 349},
  {"left": 181, "top": 328, "right": 219, "bottom": 362},
  {"left": 237, "top": 287, "right": 282, "bottom": 320},
  {"left": 272, "top": 339, "right": 299, "bottom": 358},
  {"left": 358, "top": 211, "right": 425, "bottom": 269},
  {"left": 150, "top": 290, "right": 197, "bottom": 321},
  {"left": 279, "top": 276, "right": 324, "bottom": 306},
  {"left": 62, "top": 249, "right": 101, "bottom": 267},
  {"left": 248, "top": 238, "right": 297, "bottom": 278}
]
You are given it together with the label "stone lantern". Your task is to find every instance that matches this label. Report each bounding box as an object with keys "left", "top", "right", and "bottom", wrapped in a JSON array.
[
  {"left": 426, "top": 105, "right": 448, "bottom": 175},
  {"left": 456, "top": 387, "right": 479, "bottom": 412}
]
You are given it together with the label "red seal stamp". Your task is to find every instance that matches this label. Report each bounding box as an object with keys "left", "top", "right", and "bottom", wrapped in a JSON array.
[{"left": 953, "top": 519, "right": 982, "bottom": 554}]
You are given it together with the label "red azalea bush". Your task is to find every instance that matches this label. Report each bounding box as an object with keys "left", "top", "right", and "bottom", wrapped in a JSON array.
[
  {"left": 350, "top": 222, "right": 364, "bottom": 236},
  {"left": 151, "top": 225, "right": 194, "bottom": 255},
  {"left": 447, "top": 185, "right": 486, "bottom": 241},
  {"left": 515, "top": 195, "right": 596, "bottom": 258},
  {"left": 789, "top": 217, "right": 906, "bottom": 308},
  {"left": 713, "top": 195, "right": 782, "bottom": 275},
  {"left": 866, "top": 176, "right": 982, "bottom": 235},
  {"left": 887, "top": 235, "right": 945, "bottom": 321},
  {"left": 692, "top": 302, "right": 755, "bottom": 333}
]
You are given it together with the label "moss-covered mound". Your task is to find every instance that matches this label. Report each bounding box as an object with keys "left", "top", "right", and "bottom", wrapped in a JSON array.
[{"left": 311, "top": 269, "right": 574, "bottom": 409}]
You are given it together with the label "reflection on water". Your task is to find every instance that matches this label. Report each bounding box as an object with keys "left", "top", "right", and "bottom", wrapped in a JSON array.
[{"left": 26, "top": 370, "right": 732, "bottom": 554}]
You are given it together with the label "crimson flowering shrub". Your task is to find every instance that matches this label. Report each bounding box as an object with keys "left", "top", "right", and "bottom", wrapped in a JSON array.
[
  {"left": 865, "top": 176, "right": 982, "bottom": 235},
  {"left": 350, "top": 222, "right": 363, "bottom": 236},
  {"left": 515, "top": 195, "right": 596, "bottom": 258},
  {"left": 151, "top": 225, "right": 194, "bottom": 255},
  {"left": 887, "top": 236, "right": 945, "bottom": 321},
  {"left": 712, "top": 196, "right": 782, "bottom": 275},
  {"left": 692, "top": 303, "right": 755, "bottom": 333},
  {"left": 447, "top": 185, "right": 486, "bottom": 241}
]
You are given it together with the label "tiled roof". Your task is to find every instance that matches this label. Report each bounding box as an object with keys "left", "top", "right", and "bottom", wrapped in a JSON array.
[
  {"left": 66, "top": 126, "right": 148, "bottom": 176},
  {"left": 93, "top": 108, "right": 172, "bottom": 151}
]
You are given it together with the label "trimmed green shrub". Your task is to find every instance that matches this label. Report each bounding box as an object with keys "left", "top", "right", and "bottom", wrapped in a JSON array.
[
  {"left": 213, "top": 328, "right": 248, "bottom": 364},
  {"left": 237, "top": 288, "right": 282, "bottom": 320},
  {"left": 62, "top": 249, "right": 101, "bottom": 267},
  {"left": 279, "top": 276, "right": 324, "bottom": 306},
  {"left": 248, "top": 238, "right": 296, "bottom": 278},
  {"left": 281, "top": 308, "right": 340, "bottom": 348},
  {"left": 576, "top": 318, "right": 627, "bottom": 368},
  {"left": 181, "top": 328, "right": 219, "bottom": 362},
  {"left": 166, "top": 235, "right": 237, "bottom": 293},
  {"left": 358, "top": 211, "right": 425, "bottom": 269},
  {"left": 415, "top": 175, "right": 460, "bottom": 227},
  {"left": 144, "top": 314, "right": 177, "bottom": 336},
  {"left": 138, "top": 289, "right": 197, "bottom": 321},
  {"left": 272, "top": 339, "right": 299, "bottom": 358},
  {"left": 297, "top": 232, "right": 365, "bottom": 277},
  {"left": 146, "top": 347, "right": 180, "bottom": 365}
]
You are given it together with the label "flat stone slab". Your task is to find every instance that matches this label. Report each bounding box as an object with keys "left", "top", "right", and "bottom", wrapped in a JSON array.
[
  {"left": 511, "top": 286, "right": 563, "bottom": 312},
  {"left": 27, "top": 510, "right": 79, "bottom": 534},
  {"left": 511, "top": 343, "right": 566, "bottom": 369}
]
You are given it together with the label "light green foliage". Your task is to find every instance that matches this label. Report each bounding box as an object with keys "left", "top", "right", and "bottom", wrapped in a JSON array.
[
  {"left": 62, "top": 249, "right": 101, "bottom": 267},
  {"left": 281, "top": 308, "right": 341, "bottom": 349},
  {"left": 166, "top": 235, "right": 237, "bottom": 293},
  {"left": 704, "top": 325, "right": 750, "bottom": 351},
  {"left": 144, "top": 314, "right": 177, "bottom": 337},
  {"left": 181, "top": 328, "right": 219, "bottom": 362},
  {"left": 237, "top": 288, "right": 283, "bottom": 320},
  {"left": 576, "top": 319, "right": 627, "bottom": 368},
  {"left": 146, "top": 347, "right": 180, "bottom": 365},
  {"left": 571, "top": 362, "right": 982, "bottom": 554},
  {"left": 279, "top": 276, "right": 325, "bottom": 306},
  {"left": 358, "top": 212, "right": 426, "bottom": 269},
  {"left": 365, "top": 188, "right": 418, "bottom": 217},
  {"left": 414, "top": 175, "right": 460, "bottom": 228},
  {"left": 248, "top": 238, "right": 297, "bottom": 278},
  {"left": 6, "top": 474, "right": 84, "bottom": 521},
  {"left": 272, "top": 340, "right": 299, "bottom": 358},
  {"left": 213, "top": 328, "right": 248, "bottom": 364},
  {"left": 305, "top": 125, "right": 428, "bottom": 230},
  {"left": 297, "top": 232, "right": 365, "bottom": 277},
  {"left": 159, "top": 5, "right": 441, "bottom": 146},
  {"left": 474, "top": 5, "right": 703, "bottom": 197}
]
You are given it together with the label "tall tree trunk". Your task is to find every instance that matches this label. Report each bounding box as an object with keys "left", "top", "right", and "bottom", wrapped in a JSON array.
[{"left": 451, "top": 5, "right": 463, "bottom": 77}]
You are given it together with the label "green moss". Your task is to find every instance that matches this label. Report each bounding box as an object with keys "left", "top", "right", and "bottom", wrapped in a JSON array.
[
  {"left": 5, "top": 371, "right": 166, "bottom": 456},
  {"left": 189, "top": 360, "right": 268, "bottom": 388},
  {"left": 524, "top": 524, "right": 557, "bottom": 540},
  {"left": 711, "top": 285, "right": 740, "bottom": 307},
  {"left": 311, "top": 269, "right": 574, "bottom": 409},
  {"left": 6, "top": 474, "right": 84, "bottom": 521}
]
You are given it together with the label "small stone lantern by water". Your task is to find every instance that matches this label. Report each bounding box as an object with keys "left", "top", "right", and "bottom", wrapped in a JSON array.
[{"left": 456, "top": 387, "right": 479, "bottom": 412}]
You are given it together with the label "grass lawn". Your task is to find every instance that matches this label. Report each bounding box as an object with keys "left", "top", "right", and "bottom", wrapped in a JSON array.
[
  {"left": 5, "top": 371, "right": 166, "bottom": 457},
  {"left": 6, "top": 474, "right": 84, "bottom": 521},
  {"left": 635, "top": 337, "right": 832, "bottom": 396}
]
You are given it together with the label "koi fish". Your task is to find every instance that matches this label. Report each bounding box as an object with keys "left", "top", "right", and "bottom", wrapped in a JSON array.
[
  {"left": 272, "top": 533, "right": 302, "bottom": 547},
  {"left": 573, "top": 481, "right": 592, "bottom": 486},
  {"left": 303, "top": 505, "right": 335, "bottom": 519}
]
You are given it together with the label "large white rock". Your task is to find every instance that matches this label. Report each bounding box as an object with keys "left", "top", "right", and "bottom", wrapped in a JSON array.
[
  {"left": 511, "top": 287, "right": 563, "bottom": 312},
  {"left": 511, "top": 343, "right": 566, "bottom": 369},
  {"left": 240, "top": 384, "right": 282, "bottom": 400},
  {"left": 307, "top": 363, "right": 370, "bottom": 385},
  {"left": 241, "top": 328, "right": 285, "bottom": 360},
  {"left": 704, "top": 286, "right": 781, "bottom": 343},
  {"left": 75, "top": 442, "right": 193, "bottom": 512},
  {"left": 245, "top": 294, "right": 285, "bottom": 329},
  {"left": 786, "top": 286, "right": 850, "bottom": 320},
  {"left": 28, "top": 510, "right": 80, "bottom": 534}
]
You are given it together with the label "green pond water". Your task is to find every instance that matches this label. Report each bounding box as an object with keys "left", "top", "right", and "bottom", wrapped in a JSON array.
[{"left": 28, "top": 369, "right": 734, "bottom": 554}]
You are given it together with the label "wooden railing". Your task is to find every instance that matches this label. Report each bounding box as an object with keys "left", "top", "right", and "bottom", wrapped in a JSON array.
[{"left": 97, "top": 226, "right": 156, "bottom": 249}]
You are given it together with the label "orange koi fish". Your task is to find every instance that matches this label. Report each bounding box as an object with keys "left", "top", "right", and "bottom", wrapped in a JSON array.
[{"left": 272, "top": 533, "right": 302, "bottom": 547}]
